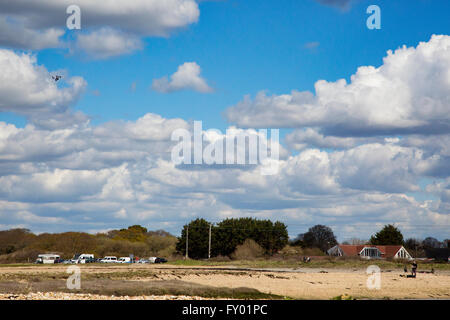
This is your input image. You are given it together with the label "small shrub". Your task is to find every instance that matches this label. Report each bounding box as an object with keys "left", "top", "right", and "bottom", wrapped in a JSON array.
[
  {"left": 0, "top": 248, "right": 41, "bottom": 263},
  {"left": 231, "top": 239, "right": 264, "bottom": 260}
]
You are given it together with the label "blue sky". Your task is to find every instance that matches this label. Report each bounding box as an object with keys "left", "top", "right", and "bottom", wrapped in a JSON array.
[
  {"left": 0, "top": 0, "right": 449, "bottom": 241},
  {"left": 5, "top": 0, "right": 449, "bottom": 130}
]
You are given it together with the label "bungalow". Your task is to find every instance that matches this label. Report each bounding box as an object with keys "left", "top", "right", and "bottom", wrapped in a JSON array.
[{"left": 327, "top": 244, "right": 412, "bottom": 260}]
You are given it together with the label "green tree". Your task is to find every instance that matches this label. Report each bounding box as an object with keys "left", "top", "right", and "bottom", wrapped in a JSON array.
[
  {"left": 369, "top": 224, "right": 404, "bottom": 245},
  {"left": 212, "top": 218, "right": 288, "bottom": 256},
  {"left": 302, "top": 225, "right": 337, "bottom": 252},
  {"left": 176, "top": 217, "right": 289, "bottom": 259},
  {"left": 271, "top": 221, "right": 289, "bottom": 254},
  {"left": 443, "top": 239, "right": 450, "bottom": 248},
  {"left": 422, "top": 237, "right": 441, "bottom": 249},
  {"left": 404, "top": 238, "right": 421, "bottom": 250},
  {"left": 112, "top": 225, "right": 148, "bottom": 242},
  {"left": 0, "top": 229, "right": 35, "bottom": 254},
  {"left": 290, "top": 233, "right": 305, "bottom": 247},
  {"left": 176, "top": 218, "right": 211, "bottom": 259}
]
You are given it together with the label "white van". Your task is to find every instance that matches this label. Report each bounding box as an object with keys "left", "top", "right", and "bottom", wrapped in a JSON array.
[
  {"left": 100, "top": 256, "right": 117, "bottom": 263},
  {"left": 117, "top": 257, "right": 132, "bottom": 263},
  {"left": 36, "top": 254, "right": 60, "bottom": 264},
  {"left": 71, "top": 253, "right": 94, "bottom": 264}
]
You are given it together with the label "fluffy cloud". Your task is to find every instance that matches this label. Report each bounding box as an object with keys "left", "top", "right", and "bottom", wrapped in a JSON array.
[
  {"left": 0, "top": 36, "right": 448, "bottom": 240},
  {"left": 0, "top": 169, "right": 112, "bottom": 203},
  {"left": 0, "top": 114, "right": 448, "bottom": 239},
  {"left": 0, "top": 113, "right": 189, "bottom": 174},
  {"left": 0, "top": 17, "right": 64, "bottom": 50},
  {"left": 426, "top": 178, "right": 450, "bottom": 214},
  {"left": 399, "top": 135, "right": 450, "bottom": 178},
  {"left": 285, "top": 128, "right": 382, "bottom": 151},
  {"left": 330, "top": 143, "right": 425, "bottom": 193},
  {"left": 278, "top": 149, "right": 339, "bottom": 196},
  {"left": 152, "top": 62, "right": 213, "bottom": 93},
  {"left": 0, "top": 0, "right": 199, "bottom": 35},
  {"left": 225, "top": 35, "right": 450, "bottom": 136},
  {"left": 219, "top": 36, "right": 450, "bottom": 239},
  {"left": 75, "top": 28, "right": 143, "bottom": 59},
  {"left": 0, "top": 0, "right": 199, "bottom": 58},
  {"left": 122, "top": 113, "right": 190, "bottom": 141},
  {"left": 0, "top": 49, "right": 86, "bottom": 127}
]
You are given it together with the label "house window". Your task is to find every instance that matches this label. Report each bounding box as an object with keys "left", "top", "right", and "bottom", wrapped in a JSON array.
[{"left": 363, "top": 248, "right": 380, "bottom": 258}]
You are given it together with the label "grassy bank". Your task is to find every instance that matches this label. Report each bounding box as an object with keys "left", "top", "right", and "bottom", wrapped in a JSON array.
[
  {"left": 0, "top": 258, "right": 449, "bottom": 271},
  {"left": 170, "top": 258, "right": 450, "bottom": 270}
]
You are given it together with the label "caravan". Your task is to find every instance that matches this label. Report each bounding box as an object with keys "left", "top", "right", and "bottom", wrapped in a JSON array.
[{"left": 35, "top": 254, "right": 60, "bottom": 264}]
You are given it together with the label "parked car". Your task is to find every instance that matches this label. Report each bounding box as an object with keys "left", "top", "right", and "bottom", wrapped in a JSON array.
[
  {"left": 70, "top": 253, "right": 81, "bottom": 264},
  {"left": 70, "top": 253, "right": 95, "bottom": 264},
  {"left": 100, "top": 256, "right": 118, "bottom": 263},
  {"left": 155, "top": 257, "right": 167, "bottom": 264},
  {"left": 73, "top": 254, "right": 95, "bottom": 264},
  {"left": 137, "top": 259, "right": 149, "bottom": 264},
  {"left": 81, "top": 257, "right": 95, "bottom": 263},
  {"left": 117, "top": 257, "right": 132, "bottom": 263}
]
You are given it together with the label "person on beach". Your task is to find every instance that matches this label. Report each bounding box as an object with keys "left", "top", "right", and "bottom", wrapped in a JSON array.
[{"left": 411, "top": 261, "right": 417, "bottom": 278}]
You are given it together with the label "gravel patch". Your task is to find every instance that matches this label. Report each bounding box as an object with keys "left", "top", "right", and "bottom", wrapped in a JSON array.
[{"left": 0, "top": 292, "right": 214, "bottom": 300}]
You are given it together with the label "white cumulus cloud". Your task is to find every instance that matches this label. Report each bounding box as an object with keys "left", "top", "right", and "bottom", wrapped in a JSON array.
[
  {"left": 0, "top": 49, "right": 87, "bottom": 127},
  {"left": 75, "top": 28, "right": 143, "bottom": 59},
  {"left": 225, "top": 35, "right": 450, "bottom": 137},
  {"left": 0, "top": 0, "right": 200, "bottom": 58},
  {"left": 152, "top": 62, "right": 213, "bottom": 93}
]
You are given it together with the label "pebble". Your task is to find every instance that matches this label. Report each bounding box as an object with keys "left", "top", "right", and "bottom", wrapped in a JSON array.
[{"left": 0, "top": 292, "right": 213, "bottom": 300}]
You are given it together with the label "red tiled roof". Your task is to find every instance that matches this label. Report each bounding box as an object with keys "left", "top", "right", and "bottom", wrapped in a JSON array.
[
  {"left": 339, "top": 245, "right": 365, "bottom": 256},
  {"left": 337, "top": 245, "right": 404, "bottom": 258},
  {"left": 376, "top": 245, "right": 403, "bottom": 257}
]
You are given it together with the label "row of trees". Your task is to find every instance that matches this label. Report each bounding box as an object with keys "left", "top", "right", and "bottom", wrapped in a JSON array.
[
  {"left": 290, "top": 224, "right": 407, "bottom": 250},
  {"left": 290, "top": 224, "right": 449, "bottom": 256},
  {"left": 175, "top": 218, "right": 289, "bottom": 259},
  {"left": 176, "top": 221, "right": 448, "bottom": 260},
  {"left": 0, "top": 225, "right": 177, "bottom": 263},
  {"left": 340, "top": 224, "right": 449, "bottom": 250},
  {"left": 1, "top": 222, "right": 448, "bottom": 263}
]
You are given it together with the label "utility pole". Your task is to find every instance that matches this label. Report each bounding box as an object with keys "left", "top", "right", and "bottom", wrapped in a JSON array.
[
  {"left": 208, "top": 223, "right": 212, "bottom": 259},
  {"left": 185, "top": 226, "right": 189, "bottom": 259}
]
